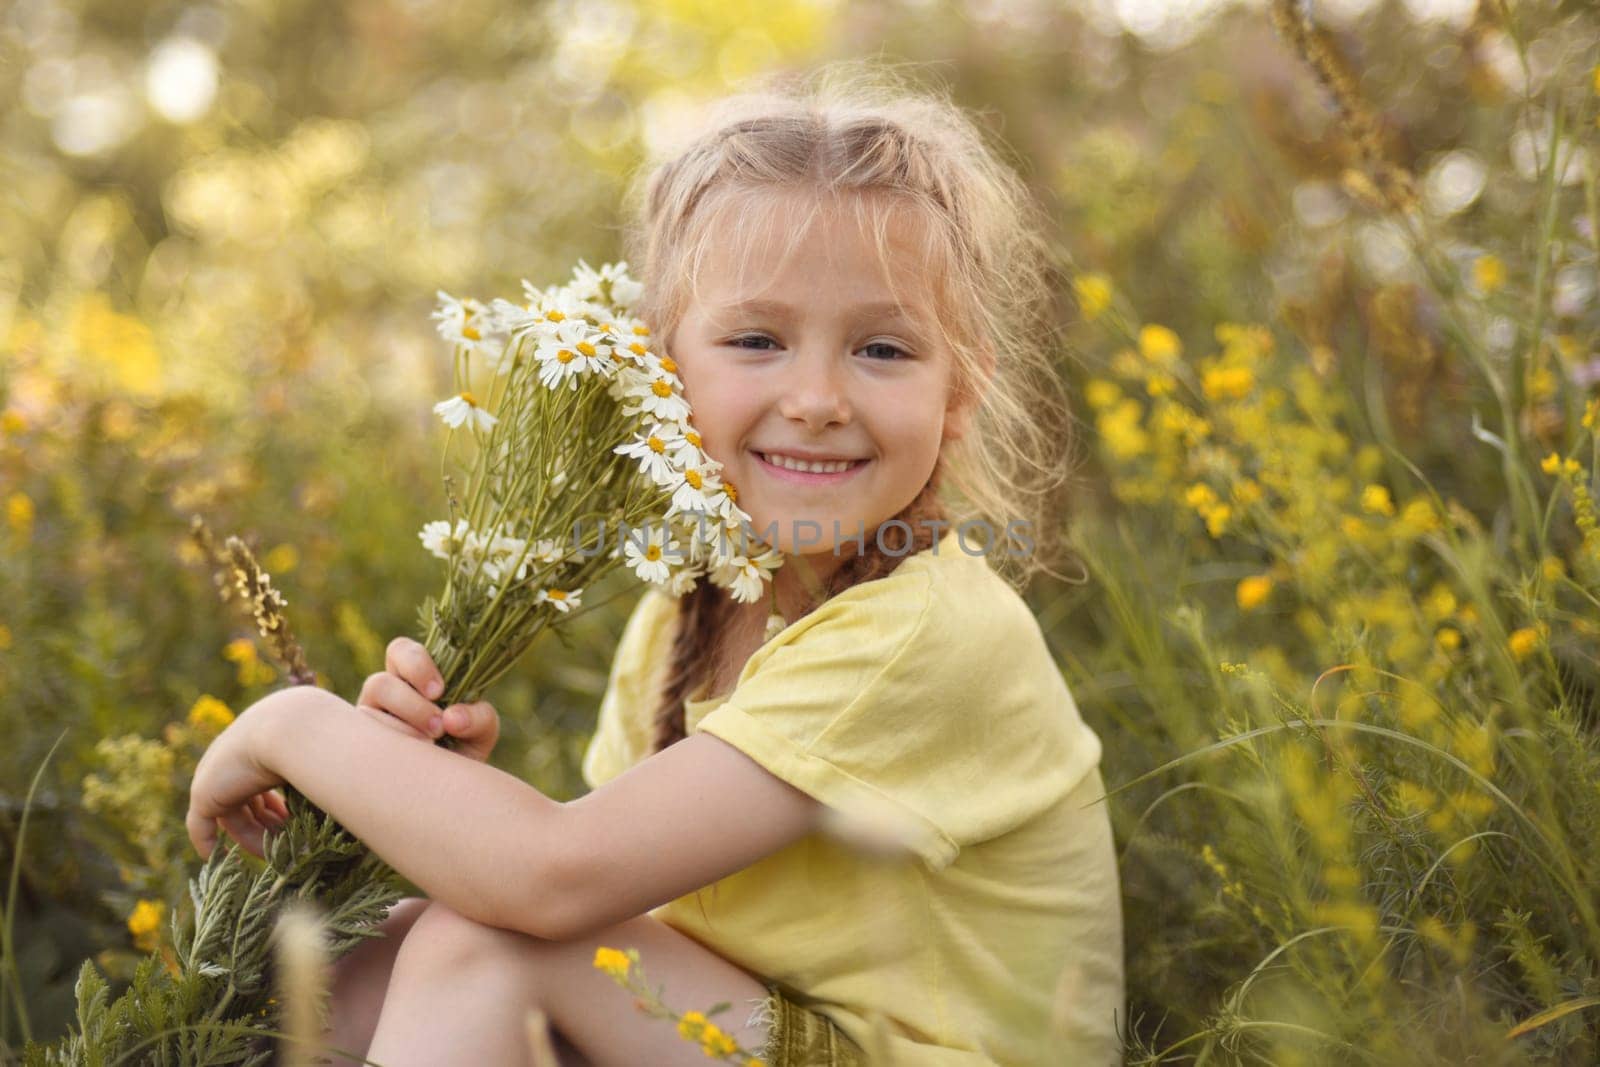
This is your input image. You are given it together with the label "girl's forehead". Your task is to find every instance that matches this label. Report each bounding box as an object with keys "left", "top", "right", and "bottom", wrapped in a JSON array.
[{"left": 691, "top": 187, "right": 945, "bottom": 310}]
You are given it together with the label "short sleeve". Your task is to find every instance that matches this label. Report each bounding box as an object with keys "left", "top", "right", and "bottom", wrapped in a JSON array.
[
  {"left": 581, "top": 590, "right": 677, "bottom": 789},
  {"left": 691, "top": 557, "right": 1102, "bottom": 872}
]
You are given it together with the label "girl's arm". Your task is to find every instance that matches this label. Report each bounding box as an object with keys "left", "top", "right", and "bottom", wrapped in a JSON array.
[{"left": 218, "top": 685, "right": 824, "bottom": 940}]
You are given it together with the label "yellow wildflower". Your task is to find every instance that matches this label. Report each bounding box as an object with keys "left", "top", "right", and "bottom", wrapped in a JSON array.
[
  {"left": 128, "top": 899, "right": 165, "bottom": 952},
  {"left": 1083, "top": 379, "right": 1122, "bottom": 411},
  {"left": 699, "top": 1023, "right": 738, "bottom": 1058},
  {"left": 263, "top": 543, "right": 300, "bottom": 574},
  {"left": 7, "top": 492, "right": 34, "bottom": 536},
  {"left": 1235, "top": 575, "right": 1273, "bottom": 611},
  {"left": 0, "top": 623, "right": 10, "bottom": 651},
  {"left": 1073, "top": 274, "right": 1112, "bottom": 320},
  {"left": 677, "top": 1010, "right": 708, "bottom": 1040},
  {"left": 1582, "top": 397, "right": 1599, "bottom": 430},
  {"left": 1201, "top": 366, "right": 1254, "bottom": 401},
  {"left": 1203, "top": 504, "right": 1232, "bottom": 538},
  {"left": 1397, "top": 497, "right": 1440, "bottom": 536},
  {"left": 1473, "top": 255, "right": 1506, "bottom": 295},
  {"left": 592, "top": 946, "right": 631, "bottom": 981},
  {"left": 186, "top": 695, "right": 235, "bottom": 734},
  {"left": 1139, "top": 324, "right": 1182, "bottom": 365},
  {"left": 1312, "top": 900, "right": 1378, "bottom": 947},
  {"left": 1541, "top": 452, "right": 1564, "bottom": 475},
  {"left": 1452, "top": 720, "right": 1497, "bottom": 778},
  {"left": 1, "top": 410, "right": 26, "bottom": 436},
  {"left": 223, "top": 637, "right": 277, "bottom": 687},
  {"left": 1097, "top": 399, "right": 1150, "bottom": 460},
  {"left": 1421, "top": 584, "right": 1457, "bottom": 621},
  {"left": 1360, "top": 484, "right": 1395, "bottom": 517},
  {"left": 1435, "top": 627, "right": 1462, "bottom": 652},
  {"left": 1144, "top": 372, "right": 1176, "bottom": 397},
  {"left": 1540, "top": 556, "right": 1565, "bottom": 581},
  {"left": 1507, "top": 627, "right": 1541, "bottom": 661}
]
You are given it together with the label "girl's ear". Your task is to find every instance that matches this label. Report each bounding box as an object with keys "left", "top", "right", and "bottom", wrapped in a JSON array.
[{"left": 943, "top": 344, "right": 996, "bottom": 444}]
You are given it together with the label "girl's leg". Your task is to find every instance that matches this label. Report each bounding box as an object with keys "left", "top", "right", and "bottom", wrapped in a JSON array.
[
  {"left": 321, "top": 896, "right": 432, "bottom": 1067},
  {"left": 365, "top": 902, "right": 774, "bottom": 1067}
]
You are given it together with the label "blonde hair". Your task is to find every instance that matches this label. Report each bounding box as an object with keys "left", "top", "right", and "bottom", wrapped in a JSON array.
[{"left": 619, "top": 62, "right": 1082, "bottom": 752}]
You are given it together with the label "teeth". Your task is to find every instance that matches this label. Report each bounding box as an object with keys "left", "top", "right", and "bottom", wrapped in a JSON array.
[{"left": 761, "top": 452, "right": 860, "bottom": 474}]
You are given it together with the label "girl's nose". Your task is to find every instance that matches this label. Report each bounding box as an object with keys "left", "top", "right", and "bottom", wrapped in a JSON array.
[{"left": 776, "top": 350, "right": 852, "bottom": 430}]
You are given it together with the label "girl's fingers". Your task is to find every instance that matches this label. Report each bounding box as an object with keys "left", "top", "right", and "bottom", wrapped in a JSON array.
[
  {"left": 219, "top": 808, "right": 267, "bottom": 860},
  {"left": 249, "top": 792, "right": 287, "bottom": 830},
  {"left": 360, "top": 674, "right": 442, "bottom": 737},
  {"left": 385, "top": 637, "right": 446, "bottom": 702},
  {"left": 266, "top": 789, "right": 290, "bottom": 820},
  {"left": 442, "top": 702, "right": 499, "bottom": 761}
]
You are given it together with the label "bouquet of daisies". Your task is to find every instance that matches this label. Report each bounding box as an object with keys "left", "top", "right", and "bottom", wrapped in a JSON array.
[
  {"left": 419, "top": 259, "right": 783, "bottom": 704},
  {"left": 25, "top": 262, "right": 784, "bottom": 1067}
]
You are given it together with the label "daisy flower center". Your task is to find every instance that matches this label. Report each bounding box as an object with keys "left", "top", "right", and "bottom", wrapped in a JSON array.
[
  {"left": 645, "top": 545, "right": 662, "bottom": 561},
  {"left": 651, "top": 380, "right": 673, "bottom": 398},
  {"left": 557, "top": 349, "right": 575, "bottom": 364},
  {"left": 546, "top": 310, "right": 566, "bottom": 322},
  {"left": 462, "top": 325, "right": 481, "bottom": 341},
  {"left": 459, "top": 391, "right": 479, "bottom": 406},
  {"left": 647, "top": 436, "right": 665, "bottom": 453},
  {"left": 658, "top": 356, "right": 678, "bottom": 374},
  {"left": 547, "top": 589, "right": 567, "bottom": 600},
  {"left": 577, "top": 340, "right": 598, "bottom": 357},
  {"left": 632, "top": 325, "right": 651, "bottom": 336},
  {"left": 684, "top": 430, "right": 702, "bottom": 447},
  {"left": 684, "top": 469, "right": 703, "bottom": 489}
]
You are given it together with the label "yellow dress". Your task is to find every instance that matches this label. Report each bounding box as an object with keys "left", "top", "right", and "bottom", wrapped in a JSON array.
[{"left": 582, "top": 529, "right": 1125, "bottom": 1066}]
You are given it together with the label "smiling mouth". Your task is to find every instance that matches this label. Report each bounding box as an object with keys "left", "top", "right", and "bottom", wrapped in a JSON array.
[{"left": 752, "top": 451, "right": 871, "bottom": 479}]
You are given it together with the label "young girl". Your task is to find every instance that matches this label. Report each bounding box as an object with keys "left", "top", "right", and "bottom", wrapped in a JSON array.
[{"left": 187, "top": 65, "right": 1124, "bottom": 1066}]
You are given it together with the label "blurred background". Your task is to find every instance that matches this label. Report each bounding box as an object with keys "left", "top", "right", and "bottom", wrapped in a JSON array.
[{"left": 3, "top": 0, "right": 1599, "bottom": 1062}]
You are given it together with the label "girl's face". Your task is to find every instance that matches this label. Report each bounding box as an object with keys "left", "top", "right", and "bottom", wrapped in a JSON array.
[{"left": 667, "top": 192, "right": 972, "bottom": 559}]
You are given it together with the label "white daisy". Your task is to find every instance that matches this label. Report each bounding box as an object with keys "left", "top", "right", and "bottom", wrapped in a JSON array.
[
  {"left": 534, "top": 319, "right": 614, "bottom": 391},
  {"left": 711, "top": 553, "right": 775, "bottom": 604},
  {"left": 534, "top": 587, "right": 583, "bottom": 613},
  {"left": 566, "top": 259, "right": 609, "bottom": 304},
  {"left": 431, "top": 290, "right": 500, "bottom": 359},
  {"left": 640, "top": 350, "right": 682, "bottom": 382},
  {"left": 667, "top": 423, "right": 712, "bottom": 468},
  {"left": 611, "top": 272, "right": 643, "bottom": 310},
  {"left": 418, "top": 518, "right": 472, "bottom": 559},
  {"left": 621, "top": 524, "right": 683, "bottom": 584},
  {"left": 666, "top": 565, "right": 702, "bottom": 596},
  {"left": 567, "top": 260, "right": 642, "bottom": 310},
  {"left": 433, "top": 392, "right": 499, "bottom": 433},
  {"left": 487, "top": 297, "right": 542, "bottom": 339},
  {"left": 665, "top": 462, "right": 720, "bottom": 519},
  {"left": 530, "top": 537, "right": 568, "bottom": 564},
  {"left": 613, "top": 423, "right": 685, "bottom": 486},
  {"left": 624, "top": 375, "right": 692, "bottom": 423}
]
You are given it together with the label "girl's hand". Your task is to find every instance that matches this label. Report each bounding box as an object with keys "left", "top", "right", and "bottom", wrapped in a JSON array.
[
  {"left": 356, "top": 637, "right": 500, "bottom": 763},
  {"left": 186, "top": 701, "right": 291, "bottom": 861}
]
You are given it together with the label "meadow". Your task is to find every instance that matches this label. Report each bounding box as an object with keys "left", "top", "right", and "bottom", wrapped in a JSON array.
[{"left": 2, "top": 0, "right": 1598, "bottom": 1063}]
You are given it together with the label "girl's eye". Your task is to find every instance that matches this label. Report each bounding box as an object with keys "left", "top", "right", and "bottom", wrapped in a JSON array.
[
  {"left": 861, "top": 341, "right": 910, "bottom": 361},
  {"left": 725, "top": 335, "right": 911, "bottom": 360}
]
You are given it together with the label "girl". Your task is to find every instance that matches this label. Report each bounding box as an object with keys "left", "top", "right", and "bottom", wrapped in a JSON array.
[{"left": 187, "top": 64, "right": 1124, "bottom": 1066}]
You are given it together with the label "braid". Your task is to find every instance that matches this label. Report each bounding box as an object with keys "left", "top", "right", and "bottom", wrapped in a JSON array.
[{"left": 649, "top": 459, "right": 950, "bottom": 755}]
